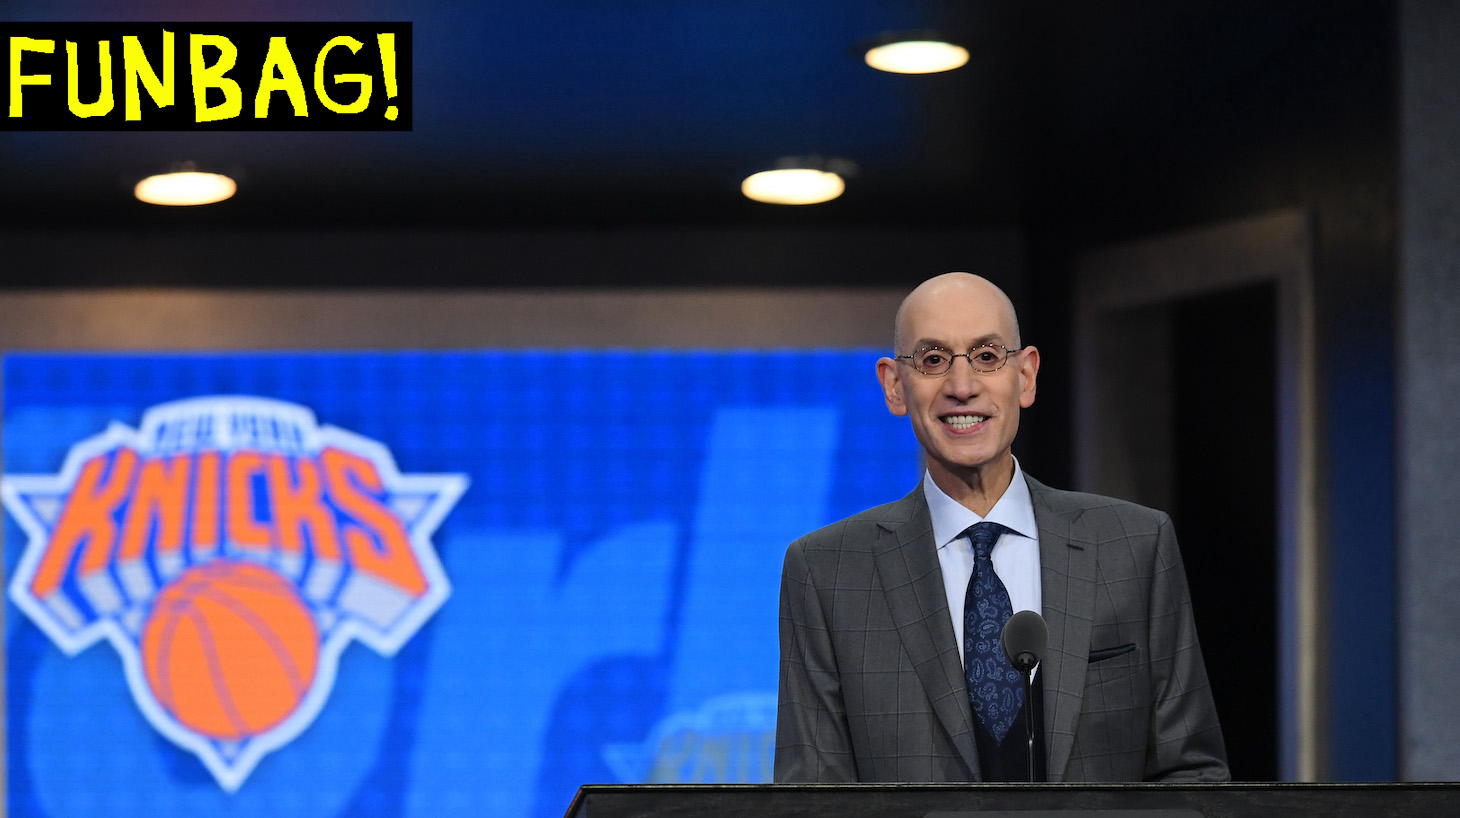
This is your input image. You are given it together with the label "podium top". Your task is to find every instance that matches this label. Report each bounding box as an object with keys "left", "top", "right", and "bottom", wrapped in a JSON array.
[{"left": 564, "top": 782, "right": 1460, "bottom": 818}]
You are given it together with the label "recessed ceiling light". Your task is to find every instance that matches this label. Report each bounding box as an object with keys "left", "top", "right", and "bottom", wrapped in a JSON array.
[
  {"left": 741, "top": 158, "right": 854, "bottom": 206},
  {"left": 134, "top": 171, "right": 237, "bottom": 206},
  {"left": 864, "top": 37, "right": 968, "bottom": 74}
]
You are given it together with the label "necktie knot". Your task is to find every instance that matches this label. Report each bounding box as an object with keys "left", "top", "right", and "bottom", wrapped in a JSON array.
[{"left": 965, "top": 521, "right": 1007, "bottom": 561}]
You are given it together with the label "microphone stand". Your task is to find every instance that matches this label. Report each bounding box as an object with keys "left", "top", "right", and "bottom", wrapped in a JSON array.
[
  {"left": 1002, "top": 610, "right": 1047, "bottom": 784},
  {"left": 1017, "top": 655, "right": 1038, "bottom": 783}
]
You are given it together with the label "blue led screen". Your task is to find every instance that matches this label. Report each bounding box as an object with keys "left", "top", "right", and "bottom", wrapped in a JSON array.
[{"left": 2, "top": 350, "right": 921, "bottom": 818}]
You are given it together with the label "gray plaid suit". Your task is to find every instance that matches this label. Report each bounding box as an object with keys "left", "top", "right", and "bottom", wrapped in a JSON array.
[{"left": 774, "top": 475, "right": 1230, "bottom": 782}]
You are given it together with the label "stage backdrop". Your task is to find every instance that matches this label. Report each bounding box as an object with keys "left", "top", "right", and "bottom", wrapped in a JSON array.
[{"left": 2, "top": 349, "right": 921, "bottom": 818}]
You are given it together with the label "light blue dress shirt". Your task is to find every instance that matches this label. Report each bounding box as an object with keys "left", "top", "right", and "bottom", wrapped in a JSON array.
[{"left": 924, "top": 458, "right": 1042, "bottom": 666}]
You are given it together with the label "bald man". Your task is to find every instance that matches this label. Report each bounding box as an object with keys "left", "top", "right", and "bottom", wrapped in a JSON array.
[{"left": 774, "top": 273, "right": 1230, "bottom": 783}]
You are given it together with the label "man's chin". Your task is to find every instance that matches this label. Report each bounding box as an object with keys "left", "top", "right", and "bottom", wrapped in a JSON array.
[{"left": 927, "top": 450, "right": 1013, "bottom": 481}]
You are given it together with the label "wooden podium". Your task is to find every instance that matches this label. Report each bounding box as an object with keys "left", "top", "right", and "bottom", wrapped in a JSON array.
[{"left": 563, "top": 782, "right": 1460, "bottom": 817}]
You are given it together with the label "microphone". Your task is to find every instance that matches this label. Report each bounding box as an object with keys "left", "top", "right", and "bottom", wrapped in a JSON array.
[
  {"left": 1001, "top": 609, "right": 1047, "bottom": 782},
  {"left": 1001, "top": 609, "right": 1048, "bottom": 673}
]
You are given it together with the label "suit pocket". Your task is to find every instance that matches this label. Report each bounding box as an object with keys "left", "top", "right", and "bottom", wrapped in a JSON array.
[{"left": 1087, "top": 643, "right": 1137, "bottom": 664}]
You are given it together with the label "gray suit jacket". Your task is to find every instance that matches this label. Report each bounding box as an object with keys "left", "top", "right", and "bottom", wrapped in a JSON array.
[{"left": 774, "top": 475, "right": 1230, "bottom": 782}]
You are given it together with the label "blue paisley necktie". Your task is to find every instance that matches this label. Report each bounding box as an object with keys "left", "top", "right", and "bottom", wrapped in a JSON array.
[{"left": 963, "top": 521, "right": 1022, "bottom": 743}]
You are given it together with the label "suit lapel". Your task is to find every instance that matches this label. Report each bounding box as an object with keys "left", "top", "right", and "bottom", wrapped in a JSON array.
[
  {"left": 1028, "top": 476, "right": 1097, "bottom": 782},
  {"left": 871, "top": 489, "right": 980, "bottom": 779}
]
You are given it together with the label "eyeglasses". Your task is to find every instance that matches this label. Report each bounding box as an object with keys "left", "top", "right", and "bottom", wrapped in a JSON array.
[{"left": 895, "top": 344, "right": 1022, "bottom": 376}]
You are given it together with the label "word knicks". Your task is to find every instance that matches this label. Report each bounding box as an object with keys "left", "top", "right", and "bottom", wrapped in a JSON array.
[{"left": 2, "top": 396, "right": 467, "bottom": 791}]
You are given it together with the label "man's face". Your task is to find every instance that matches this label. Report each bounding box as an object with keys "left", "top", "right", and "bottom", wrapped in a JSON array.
[{"left": 876, "top": 278, "right": 1039, "bottom": 490}]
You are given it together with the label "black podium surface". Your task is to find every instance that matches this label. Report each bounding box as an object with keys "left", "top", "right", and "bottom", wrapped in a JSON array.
[{"left": 564, "top": 782, "right": 1460, "bottom": 818}]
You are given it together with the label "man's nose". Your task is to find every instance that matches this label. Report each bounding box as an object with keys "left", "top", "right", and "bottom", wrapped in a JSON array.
[{"left": 942, "top": 355, "right": 980, "bottom": 398}]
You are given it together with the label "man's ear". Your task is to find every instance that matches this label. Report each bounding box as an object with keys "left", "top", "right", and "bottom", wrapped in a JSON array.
[
  {"left": 1017, "top": 345, "right": 1040, "bottom": 408},
  {"left": 876, "top": 357, "right": 908, "bottom": 417}
]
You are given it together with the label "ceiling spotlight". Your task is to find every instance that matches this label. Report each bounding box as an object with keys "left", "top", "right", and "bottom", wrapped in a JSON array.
[
  {"left": 741, "top": 157, "right": 854, "bottom": 206},
  {"left": 864, "top": 34, "right": 968, "bottom": 74},
  {"left": 134, "top": 168, "right": 237, "bottom": 206}
]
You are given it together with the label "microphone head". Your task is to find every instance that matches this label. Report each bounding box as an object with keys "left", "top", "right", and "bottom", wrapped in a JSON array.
[{"left": 1001, "top": 609, "right": 1048, "bottom": 674}]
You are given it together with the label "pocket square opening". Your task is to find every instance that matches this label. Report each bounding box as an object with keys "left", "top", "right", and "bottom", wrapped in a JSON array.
[{"left": 1087, "top": 643, "right": 1138, "bottom": 663}]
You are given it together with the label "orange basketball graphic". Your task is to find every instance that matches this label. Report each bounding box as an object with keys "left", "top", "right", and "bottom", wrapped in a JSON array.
[{"left": 142, "top": 560, "right": 320, "bottom": 741}]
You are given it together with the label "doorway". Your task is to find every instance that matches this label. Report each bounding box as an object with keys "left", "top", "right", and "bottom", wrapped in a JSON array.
[
  {"left": 1172, "top": 282, "right": 1279, "bottom": 780},
  {"left": 1074, "top": 210, "right": 1316, "bottom": 780}
]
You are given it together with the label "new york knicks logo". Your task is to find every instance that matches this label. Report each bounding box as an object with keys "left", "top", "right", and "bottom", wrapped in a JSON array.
[{"left": 2, "top": 396, "right": 467, "bottom": 792}]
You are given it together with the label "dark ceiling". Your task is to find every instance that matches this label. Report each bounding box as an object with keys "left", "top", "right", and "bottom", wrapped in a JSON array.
[{"left": 0, "top": 1, "right": 1358, "bottom": 237}]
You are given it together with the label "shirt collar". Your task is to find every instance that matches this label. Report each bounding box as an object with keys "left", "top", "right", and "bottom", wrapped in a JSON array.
[{"left": 924, "top": 458, "right": 1038, "bottom": 551}]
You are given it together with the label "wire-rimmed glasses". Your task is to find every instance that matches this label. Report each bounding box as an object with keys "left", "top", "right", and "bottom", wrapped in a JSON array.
[{"left": 895, "top": 344, "right": 1021, "bottom": 375}]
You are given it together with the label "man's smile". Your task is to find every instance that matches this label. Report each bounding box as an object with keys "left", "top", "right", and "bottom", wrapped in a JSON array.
[{"left": 942, "top": 413, "right": 989, "bottom": 431}]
